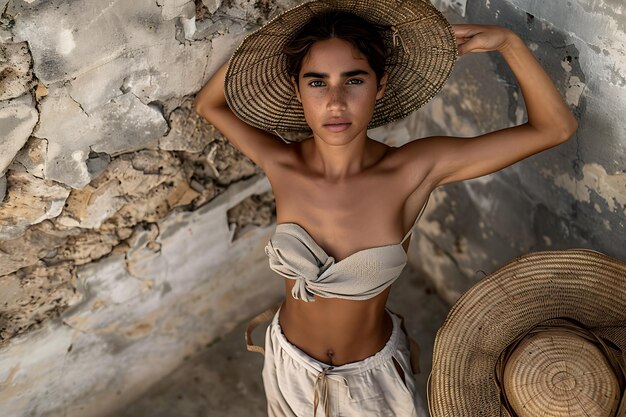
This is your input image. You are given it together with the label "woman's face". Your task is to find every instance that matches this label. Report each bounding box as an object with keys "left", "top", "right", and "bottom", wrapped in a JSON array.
[{"left": 291, "top": 37, "right": 388, "bottom": 143}]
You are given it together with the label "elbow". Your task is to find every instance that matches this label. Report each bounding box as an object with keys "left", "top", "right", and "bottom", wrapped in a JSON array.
[
  {"left": 193, "top": 96, "right": 223, "bottom": 123},
  {"left": 193, "top": 99, "right": 212, "bottom": 123},
  {"left": 193, "top": 96, "right": 204, "bottom": 116},
  {"left": 563, "top": 121, "right": 579, "bottom": 142},
  {"left": 555, "top": 115, "right": 579, "bottom": 144}
]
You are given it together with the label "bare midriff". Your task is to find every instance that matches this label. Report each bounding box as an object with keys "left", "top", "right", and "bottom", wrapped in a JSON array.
[{"left": 278, "top": 278, "right": 394, "bottom": 367}]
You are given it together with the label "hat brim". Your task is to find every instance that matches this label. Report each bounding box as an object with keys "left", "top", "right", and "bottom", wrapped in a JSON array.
[
  {"left": 225, "top": 0, "right": 458, "bottom": 133},
  {"left": 428, "top": 249, "right": 626, "bottom": 417}
]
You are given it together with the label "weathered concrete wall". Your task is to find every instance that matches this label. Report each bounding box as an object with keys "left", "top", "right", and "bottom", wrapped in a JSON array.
[
  {"left": 401, "top": 0, "right": 626, "bottom": 303},
  {"left": 0, "top": 176, "right": 285, "bottom": 417},
  {"left": 0, "top": 0, "right": 296, "bottom": 416}
]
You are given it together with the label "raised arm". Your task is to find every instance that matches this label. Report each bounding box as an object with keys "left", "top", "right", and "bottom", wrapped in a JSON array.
[
  {"left": 193, "top": 60, "right": 293, "bottom": 171},
  {"left": 401, "top": 24, "right": 578, "bottom": 188}
]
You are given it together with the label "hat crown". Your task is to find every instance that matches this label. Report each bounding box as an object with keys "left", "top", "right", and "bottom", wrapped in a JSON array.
[{"left": 503, "top": 329, "right": 621, "bottom": 417}]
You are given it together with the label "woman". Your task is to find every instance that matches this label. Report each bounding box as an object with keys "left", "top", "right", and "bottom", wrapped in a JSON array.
[{"left": 194, "top": 2, "right": 578, "bottom": 416}]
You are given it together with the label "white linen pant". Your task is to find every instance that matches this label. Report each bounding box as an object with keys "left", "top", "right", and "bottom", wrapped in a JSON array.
[{"left": 252, "top": 304, "right": 426, "bottom": 417}]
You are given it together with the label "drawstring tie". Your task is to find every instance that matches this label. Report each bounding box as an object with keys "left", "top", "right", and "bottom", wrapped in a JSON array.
[
  {"left": 313, "top": 367, "right": 331, "bottom": 417},
  {"left": 313, "top": 366, "right": 352, "bottom": 417}
]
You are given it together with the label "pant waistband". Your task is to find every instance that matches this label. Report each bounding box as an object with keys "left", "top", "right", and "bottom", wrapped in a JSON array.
[{"left": 271, "top": 304, "right": 404, "bottom": 377}]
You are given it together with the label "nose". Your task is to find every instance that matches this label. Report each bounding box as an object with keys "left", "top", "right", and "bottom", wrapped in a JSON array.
[{"left": 326, "top": 86, "right": 347, "bottom": 111}]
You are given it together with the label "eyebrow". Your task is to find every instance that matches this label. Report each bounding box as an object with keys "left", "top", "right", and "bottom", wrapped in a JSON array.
[{"left": 302, "top": 70, "right": 370, "bottom": 78}]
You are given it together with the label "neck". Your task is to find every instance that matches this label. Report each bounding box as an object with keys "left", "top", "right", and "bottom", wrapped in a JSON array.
[{"left": 308, "top": 130, "right": 370, "bottom": 181}]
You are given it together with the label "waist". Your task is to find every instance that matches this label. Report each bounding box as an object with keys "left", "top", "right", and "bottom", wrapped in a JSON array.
[{"left": 278, "top": 285, "right": 393, "bottom": 366}]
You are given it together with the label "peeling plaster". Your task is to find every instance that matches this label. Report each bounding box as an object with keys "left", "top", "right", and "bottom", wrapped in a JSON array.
[
  {"left": 158, "top": 96, "right": 215, "bottom": 152},
  {"left": 57, "top": 29, "right": 76, "bottom": 55},
  {"left": 156, "top": 0, "right": 195, "bottom": 21},
  {"left": 0, "top": 170, "right": 70, "bottom": 239},
  {"left": 201, "top": 0, "right": 221, "bottom": 14},
  {"left": 560, "top": 57, "right": 586, "bottom": 107},
  {"left": 0, "top": 94, "right": 39, "bottom": 175},
  {"left": 0, "top": 125, "right": 262, "bottom": 340},
  {"left": 543, "top": 163, "right": 626, "bottom": 214},
  {"left": 35, "top": 86, "right": 170, "bottom": 188},
  {"left": 11, "top": 137, "right": 47, "bottom": 179},
  {"left": 181, "top": 16, "right": 197, "bottom": 39},
  {"left": 0, "top": 175, "right": 279, "bottom": 416},
  {"left": 565, "top": 75, "right": 585, "bottom": 107},
  {"left": 0, "top": 262, "right": 80, "bottom": 344},
  {"left": 431, "top": 0, "right": 467, "bottom": 17},
  {"left": 508, "top": 0, "right": 626, "bottom": 91},
  {"left": 0, "top": 42, "right": 33, "bottom": 101}
]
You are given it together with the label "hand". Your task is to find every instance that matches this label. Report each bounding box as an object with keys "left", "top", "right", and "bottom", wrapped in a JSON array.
[{"left": 452, "top": 24, "right": 517, "bottom": 56}]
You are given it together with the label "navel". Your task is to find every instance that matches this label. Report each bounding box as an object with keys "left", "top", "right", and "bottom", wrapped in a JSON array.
[{"left": 326, "top": 349, "right": 335, "bottom": 365}]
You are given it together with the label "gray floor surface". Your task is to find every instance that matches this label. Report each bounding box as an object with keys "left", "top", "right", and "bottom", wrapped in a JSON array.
[{"left": 115, "top": 265, "right": 451, "bottom": 417}]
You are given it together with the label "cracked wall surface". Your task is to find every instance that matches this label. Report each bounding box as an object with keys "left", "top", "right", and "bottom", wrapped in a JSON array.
[
  {"left": 0, "top": 0, "right": 296, "bottom": 415},
  {"left": 398, "top": 0, "right": 626, "bottom": 304},
  {"left": 0, "top": 0, "right": 624, "bottom": 415}
]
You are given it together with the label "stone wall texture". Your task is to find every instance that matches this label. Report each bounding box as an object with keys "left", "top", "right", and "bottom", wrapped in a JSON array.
[
  {"left": 0, "top": 0, "right": 624, "bottom": 416},
  {"left": 0, "top": 1, "right": 295, "bottom": 415}
]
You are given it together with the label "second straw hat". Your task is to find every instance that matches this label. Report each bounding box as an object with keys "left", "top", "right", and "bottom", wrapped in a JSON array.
[
  {"left": 428, "top": 249, "right": 626, "bottom": 417},
  {"left": 225, "top": 0, "right": 458, "bottom": 133}
]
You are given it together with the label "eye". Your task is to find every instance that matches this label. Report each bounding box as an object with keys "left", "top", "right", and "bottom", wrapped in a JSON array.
[
  {"left": 308, "top": 80, "right": 325, "bottom": 87},
  {"left": 347, "top": 78, "right": 364, "bottom": 85}
]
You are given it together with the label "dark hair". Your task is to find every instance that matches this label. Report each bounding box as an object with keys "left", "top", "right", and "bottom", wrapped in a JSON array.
[{"left": 283, "top": 11, "right": 389, "bottom": 87}]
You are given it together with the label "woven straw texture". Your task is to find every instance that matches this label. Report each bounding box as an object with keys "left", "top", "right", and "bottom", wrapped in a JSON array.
[
  {"left": 429, "top": 249, "right": 626, "bottom": 417},
  {"left": 225, "top": 0, "right": 458, "bottom": 132},
  {"left": 503, "top": 330, "right": 620, "bottom": 416}
]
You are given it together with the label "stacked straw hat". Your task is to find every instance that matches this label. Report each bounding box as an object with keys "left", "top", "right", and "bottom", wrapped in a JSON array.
[
  {"left": 428, "top": 249, "right": 626, "bottom": 417},
  {"left": 224, "top": 0, "right": 458, "bottom": 133}
]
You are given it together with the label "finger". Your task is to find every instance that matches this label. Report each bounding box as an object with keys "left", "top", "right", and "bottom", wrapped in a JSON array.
[
  {"left": 452, "top": 25, "right": 482, "bottom": 38},
  {"left": 453, "top": 28, "right": 470, "bottom": 38},
  {"left": 458, "top": 35, "right": 484, "bottom": 55},
  {"left": 451, "top": 24, "right": 476, "bottom": 30}
]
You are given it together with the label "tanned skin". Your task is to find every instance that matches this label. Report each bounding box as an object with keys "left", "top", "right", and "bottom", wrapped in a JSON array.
[{"left": 194, "top": 25, "right": 578, "bottom": 380}]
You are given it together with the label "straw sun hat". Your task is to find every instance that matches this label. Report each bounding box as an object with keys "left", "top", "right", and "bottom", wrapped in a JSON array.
[
  {"left": 224, "top": 0, "right": 458, "bottom": 133},
  {"left": 428, "top": 249, "right": 626, "bottom": 417}
]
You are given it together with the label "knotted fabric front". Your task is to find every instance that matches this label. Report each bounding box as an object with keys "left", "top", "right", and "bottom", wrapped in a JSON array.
[
  {"left": 265, "top": 236, "right": 335, "bottom": 301},
  {"left": 264, "top": 223, "right": 408, "bottom": 302}
]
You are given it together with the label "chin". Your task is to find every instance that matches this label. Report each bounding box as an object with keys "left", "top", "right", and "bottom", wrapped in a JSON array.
[
  {"left": 322, "top": 136, "right": 352, "bottom": 145},
  {"left": 321, "top": 134, "right": 362, "bottom": 147}
]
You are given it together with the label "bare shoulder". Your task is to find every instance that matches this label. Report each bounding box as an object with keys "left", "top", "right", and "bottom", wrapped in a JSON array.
[
  {"left": 261, "top": 137, "right": 308, "bottom": 185},
  {"left": 393, "top": 136, "right": 439, "bottom": 164},
  {"left": 386, "top": 137, "right": 440, "bottom": 191}
]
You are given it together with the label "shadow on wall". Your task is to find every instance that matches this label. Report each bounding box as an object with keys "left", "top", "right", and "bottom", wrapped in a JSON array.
[{"left": 406, "top": 0, "right": 625, "bottom": 306}]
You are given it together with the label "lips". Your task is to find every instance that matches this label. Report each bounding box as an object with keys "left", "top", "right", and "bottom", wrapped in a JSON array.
[{"left": 323, "top": 118, "right": 351, "bottom": 132}]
